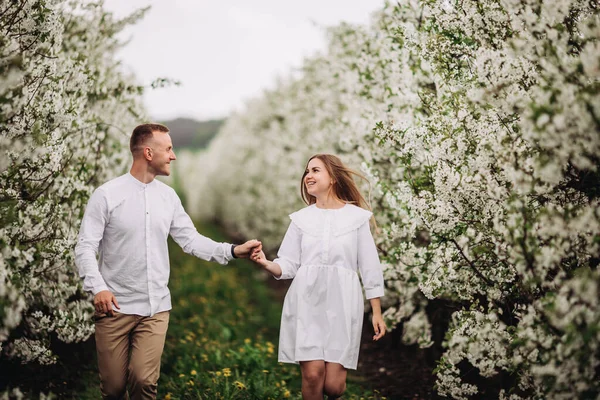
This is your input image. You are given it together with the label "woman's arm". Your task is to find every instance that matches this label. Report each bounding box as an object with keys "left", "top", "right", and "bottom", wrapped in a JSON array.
[
  {"left": 357, "top": 221, "right": 386, "bottom": 340},
  {"left": 252, "top": 250, "right": 283, "bottom": 278},
  {"left": 356, "top": 222, "right": 385, "bottom": 299},
  {"left": 251, "top": 221, "right": 302, "bottom": 280}
]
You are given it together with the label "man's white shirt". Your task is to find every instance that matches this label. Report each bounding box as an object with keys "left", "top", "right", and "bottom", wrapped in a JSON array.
[{"left": 75, "top": 173, "right": 234, "bottom": 316}]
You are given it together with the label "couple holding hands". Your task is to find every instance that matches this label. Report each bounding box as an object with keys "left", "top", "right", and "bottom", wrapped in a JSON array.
[{"left": 75, "top": 123, "right": 385, "bottom": 400}]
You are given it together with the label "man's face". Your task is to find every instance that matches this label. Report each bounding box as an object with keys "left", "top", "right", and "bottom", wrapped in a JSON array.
[{"left": 147, "top": 132, "right": 177, "bottom": 176}]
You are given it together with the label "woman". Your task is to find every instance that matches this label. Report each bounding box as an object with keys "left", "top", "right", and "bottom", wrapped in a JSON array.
[{"left": 251, "top": 154, "right": 386, "bottom": 400}]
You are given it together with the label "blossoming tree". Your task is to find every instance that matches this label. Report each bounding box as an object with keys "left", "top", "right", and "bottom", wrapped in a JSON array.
[
  {"left": 176, "top": 0, "right": 600, "bottom": 398},
  {"left": 0, "top": 0, "right": 145, "bottom": 368}
]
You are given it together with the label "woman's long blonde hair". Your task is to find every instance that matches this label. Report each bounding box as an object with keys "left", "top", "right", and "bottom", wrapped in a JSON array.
[{"left": 300, "top": 154, "right": 373, "bottom": 214}]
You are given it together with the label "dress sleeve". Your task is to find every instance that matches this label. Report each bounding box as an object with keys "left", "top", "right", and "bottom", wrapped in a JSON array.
[
  {"left": 357, "top": 221, "right": 385, "bottom": 299},
  {"left": 274, "top": 221, "right": 302, "bottom": 280}
]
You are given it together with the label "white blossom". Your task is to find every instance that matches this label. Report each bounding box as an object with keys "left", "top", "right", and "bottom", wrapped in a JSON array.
[
  {"left": 0, "top": 0, "right": 146, "bottom": 374},
  {"left": 173, "top": 0, "right": 600, "bottom": 398}
]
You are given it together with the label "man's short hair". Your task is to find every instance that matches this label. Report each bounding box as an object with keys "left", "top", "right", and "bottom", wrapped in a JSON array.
[{"left": 130, "top": 123, "right": 169, "bottom": 155}]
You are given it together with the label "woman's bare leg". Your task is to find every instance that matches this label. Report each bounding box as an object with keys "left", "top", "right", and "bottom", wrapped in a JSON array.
[
  {"left": 300, "top": 360, "right": 326, "bottom": 400},
  {"left": 323, "top": 362, "right": 347, "bottom": 399}
]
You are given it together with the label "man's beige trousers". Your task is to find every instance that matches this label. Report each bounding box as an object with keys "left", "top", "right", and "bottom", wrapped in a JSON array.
[{"left": 94, "top": 310, "right": 170, "bottom": 400}]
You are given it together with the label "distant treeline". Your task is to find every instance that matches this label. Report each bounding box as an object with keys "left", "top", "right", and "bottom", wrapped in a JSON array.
[{"left": 161, "top": 117, "right": 225, "bottom": 149}]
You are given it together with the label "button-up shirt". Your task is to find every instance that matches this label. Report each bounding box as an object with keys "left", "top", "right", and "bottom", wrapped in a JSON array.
[{"left": 75, "top": 173, "right": 234, "bottom": 316}]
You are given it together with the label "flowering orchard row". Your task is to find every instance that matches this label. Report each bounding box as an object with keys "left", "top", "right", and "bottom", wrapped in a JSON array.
[
  {"left": 176, "top": 1, "right": 600, "bottom": 398},
  {"left": 0, "top": 0, "right": 145, "bottom": 373}
]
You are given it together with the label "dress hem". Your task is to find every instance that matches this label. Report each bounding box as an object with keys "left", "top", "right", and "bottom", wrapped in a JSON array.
[{"left": 278, "top": 357, "right": 357, "bottom": 370}]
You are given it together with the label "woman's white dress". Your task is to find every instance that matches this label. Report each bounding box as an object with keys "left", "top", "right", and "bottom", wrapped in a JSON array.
[{"left": 274, "top": 203, "right": 385, "bottom": 370}]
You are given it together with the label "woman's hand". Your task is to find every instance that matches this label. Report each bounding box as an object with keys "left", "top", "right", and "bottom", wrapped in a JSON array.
[
  {"left": 369, "top": 297, "right": 386, "bottom": 341},
  {"left": 372, "top": 313, "right": 386, "bottom": 341},
  {"left": 250, "top": 248, "right": 283, "bottom": 278},
  {"left": 251, "top": 249, "right": 269, "bottom": 267}
]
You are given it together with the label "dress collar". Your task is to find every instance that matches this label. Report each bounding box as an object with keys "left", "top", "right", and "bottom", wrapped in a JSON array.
[{"left": 290, "top": 204, "right": 372, "bottom": 237}]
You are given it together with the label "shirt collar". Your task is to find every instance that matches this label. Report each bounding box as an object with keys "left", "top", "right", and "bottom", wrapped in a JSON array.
[{"left": 127, "top": 172, "right": 156, "bottom": 189}]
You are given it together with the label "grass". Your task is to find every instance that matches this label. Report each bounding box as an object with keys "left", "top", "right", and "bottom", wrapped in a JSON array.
[
  {"left": 157, "top": 223, "right": 293, "bottom": 399},
  {"left": 157, "top": 222, "right": 385, "bottom": 399},
  {"left": 14, "top": 222, "right": 385, "bottom": 399}
]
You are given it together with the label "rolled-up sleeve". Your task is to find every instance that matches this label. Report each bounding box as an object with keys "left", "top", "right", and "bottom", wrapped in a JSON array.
[
  {"left": 75, "top": 189, "right": 109, "bottom": 295},
  {"left": 169, "top": 195, "right": 233, "bottom": 265},
  {"left": 357, "top": 221, "right": 385, "bottom": 299},
  {"left": 274, "top": 221, "right": 302, "bottom": 280}
]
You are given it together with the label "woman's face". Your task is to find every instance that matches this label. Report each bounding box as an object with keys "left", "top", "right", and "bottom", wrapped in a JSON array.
[{"left": 304, "top": 157, "right": 332, "bottom": 198}]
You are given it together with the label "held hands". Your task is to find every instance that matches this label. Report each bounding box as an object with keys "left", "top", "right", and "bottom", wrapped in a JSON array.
[
  {"left": 250, "top": 248, "right": 283, "bottom": 278},
  {"left": 250, "top": 248, "right": 269, "bottom": 267},
  {"left": 94, "top": 290, "right": 120, "bottom": 317},
  {"left": 372, "top": 314, "right": 386, "bottom": 341},
  {"left": 234, "top": 239, "right": 262, "bottom": 258}
]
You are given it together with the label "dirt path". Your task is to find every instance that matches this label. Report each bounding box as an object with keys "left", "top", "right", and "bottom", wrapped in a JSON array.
[{"left": 354, "top": 321, "right": 439, "bottom": 399}]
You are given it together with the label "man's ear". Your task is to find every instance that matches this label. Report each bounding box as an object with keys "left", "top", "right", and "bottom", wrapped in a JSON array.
[{"left": 144, "top": 147, "right": 152, "bottom": 160}]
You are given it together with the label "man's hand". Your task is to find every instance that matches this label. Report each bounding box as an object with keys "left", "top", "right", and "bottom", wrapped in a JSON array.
[
  {"left": 233, "top": 239, "right": 262, "bottom": 258},
  {"left": 94, "top": 290, "right": 120, "bottom": 317}
]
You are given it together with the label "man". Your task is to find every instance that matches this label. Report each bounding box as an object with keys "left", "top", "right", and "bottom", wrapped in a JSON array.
[{"left": 75, "top": 123, "right": 261, "bottom": 399}]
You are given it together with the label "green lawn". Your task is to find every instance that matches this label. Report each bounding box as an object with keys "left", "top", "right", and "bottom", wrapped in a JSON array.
[
  {"left": 50, "top": 222, "right": 384, "bottom": 399},
  {"left": 157, "top": 223, "right": 385, "bottom": 399}
]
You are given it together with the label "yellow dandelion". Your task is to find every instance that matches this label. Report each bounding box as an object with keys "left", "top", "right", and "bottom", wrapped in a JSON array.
[
  {"left": 222, "top": 367, "right": 232, "bottom": 377},
  {"left": 244, "top": 338, "right": 251, "bottom": 344},
  {"left": 234, "top": 380, "right": 247, "bottom": 390},
  {"left": 216, "top": 371, "right": 222, "bottom": 376},
  {"left": 187, "top": 379, "right": 194, "bottom": 386},
  {"left": 267, "top": 347, "right": 274, "bottom": 354},
  {"left": 262, "top": 369, "right": 269, "bottom": 374},
  {"left": 178, "top": 373, "right": 185, "bottom": 378},
  {"left": 191, "top": 370, "right": 197, "bottom": 376},
  {"left": 275, "top": 382, "right": 280, "bottom": 388},
  {"left": 283, "top": 389, "right": 291, "bottom": 398},
  {"left": 165, "top": 393, "right": 172, "bottom": 400}
]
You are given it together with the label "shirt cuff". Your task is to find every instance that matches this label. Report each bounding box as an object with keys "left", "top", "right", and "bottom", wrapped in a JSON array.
[
  {"left": 364, "top": 286, "right": 384, "bottom": 300},
  {"left": 223, "top": 243, "right": 235, "bottom": 263}
]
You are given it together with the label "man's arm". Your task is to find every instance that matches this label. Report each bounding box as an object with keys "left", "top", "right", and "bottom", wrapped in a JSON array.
[
  {"left": 75, "top": 189, "right": 110, "bottom": 294},
  {"left": 74, "top": 189, "right": 120, "bottom": 316},
  {"left": 169, "top": 195, "right": 261, "bottom": 264}
]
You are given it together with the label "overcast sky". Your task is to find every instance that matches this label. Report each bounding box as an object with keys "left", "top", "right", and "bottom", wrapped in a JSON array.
[{"left": 103, "top": 0, "right": 383, "bottom": 121}]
